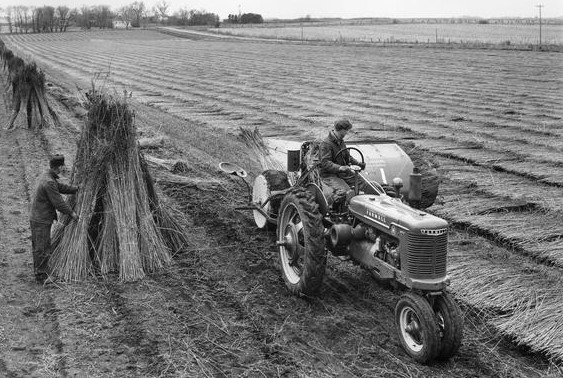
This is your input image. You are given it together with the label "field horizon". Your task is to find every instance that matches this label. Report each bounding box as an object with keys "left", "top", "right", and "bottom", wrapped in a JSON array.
[{"left": 212, "top": 20, "right": 563, "bottom": 47}]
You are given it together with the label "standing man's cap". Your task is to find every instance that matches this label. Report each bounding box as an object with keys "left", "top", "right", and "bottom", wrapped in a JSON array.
[
  {"left": 334, "top": 119, "right": 353, "bottom": 131},
  {"left": 49, "top": 154, "right": 65, "bottom": 168}
]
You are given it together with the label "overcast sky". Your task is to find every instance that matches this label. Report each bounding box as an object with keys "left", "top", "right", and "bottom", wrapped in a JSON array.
[{"left": 2, "top": 0, "right": 562, "bottom": 19}]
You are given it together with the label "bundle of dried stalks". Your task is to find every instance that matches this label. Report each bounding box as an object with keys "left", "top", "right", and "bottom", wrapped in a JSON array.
[
  {"left": 239, "top": 127, "right": 284, "bottom": 171},
  {"left": 0, "top": 42, "right": 58, "bottom": 130},
  {"left": 50, "top": 89, "right": 187, "bottom": 281}
]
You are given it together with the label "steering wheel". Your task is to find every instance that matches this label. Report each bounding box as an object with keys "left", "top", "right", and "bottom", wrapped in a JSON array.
[
  {"left": 334, "top": 147, "right": 365, "bottom": 170},
  {"left": 334, "top": 147, "right": 386, "bottom": 196}
]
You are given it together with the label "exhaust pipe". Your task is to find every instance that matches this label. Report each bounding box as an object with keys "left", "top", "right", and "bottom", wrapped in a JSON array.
[{"left": 409, "top": 167, "right": 422, "bottom": 208}]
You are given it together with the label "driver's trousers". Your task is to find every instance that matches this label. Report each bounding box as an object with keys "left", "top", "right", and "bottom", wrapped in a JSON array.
[
  {"left": 321, "top": 176, "right": 351, "bottom": 203},
  {"left": 321, "top": 173, "right": 374, "bottom": 205},
  {"left": 321, "top": 172, "right": 363, "bottom": 205}
]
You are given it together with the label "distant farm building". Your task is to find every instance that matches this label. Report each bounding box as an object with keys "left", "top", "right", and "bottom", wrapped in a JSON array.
[{"left": 113, "top": 20, "right": 129, "bottom": 29}]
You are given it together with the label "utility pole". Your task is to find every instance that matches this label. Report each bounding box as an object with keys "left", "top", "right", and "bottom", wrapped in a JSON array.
[{"left": 536, "top": 4, "right": 544, "bottom": 47}]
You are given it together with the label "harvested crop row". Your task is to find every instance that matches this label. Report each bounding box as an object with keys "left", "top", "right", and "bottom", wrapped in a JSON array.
[
  {"left": 415, "top": 138, "right": 563, "bottom": 186},
  {"left": 434, "top": 172, "right": 563, "bottom": 264},
  {"left": 11, "top": 36, "right": 562, "bottom": 136},
  {"left": 436, "top": 157, "right": 563, "bottom": 212},
  {"left": 448, "top": 251, "right": 563, "bottom": 361},
  {"left": 15, "top": 37, "right": 563, "bottom": 146}
]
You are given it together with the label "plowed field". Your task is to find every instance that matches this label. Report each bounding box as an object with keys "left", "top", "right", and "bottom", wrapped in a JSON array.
[{"left": 0, "top": 29, "right": 562, "bottom": 377}]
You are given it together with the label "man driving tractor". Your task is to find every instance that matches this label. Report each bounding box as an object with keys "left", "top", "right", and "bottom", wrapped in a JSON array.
[
  {"left": 220, "top": 119, "right": 460, "bottom": 364},
  {"left": 319, "top": 119, "right": 366, "bottom": 203}
]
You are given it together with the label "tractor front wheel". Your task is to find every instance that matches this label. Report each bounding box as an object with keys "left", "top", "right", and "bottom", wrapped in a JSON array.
[
  {"left": 277, "top": 188, "right": 326, "bottom": 296},
  {"left": 433, "top": 292, "right": 463, "bottom": 360},
  {"left": 395, "top": 292, "right": 440, "bottom": 364}
]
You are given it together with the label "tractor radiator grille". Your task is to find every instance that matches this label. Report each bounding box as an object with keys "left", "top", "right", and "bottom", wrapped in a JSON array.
[{"left": 406, "top": 233, "right": 447, "bottom": 279}]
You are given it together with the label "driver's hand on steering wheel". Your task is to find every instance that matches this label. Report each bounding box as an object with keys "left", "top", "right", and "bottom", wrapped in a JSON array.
[{"left": 339, "top": 165, "right": 353, "bottom": 174}]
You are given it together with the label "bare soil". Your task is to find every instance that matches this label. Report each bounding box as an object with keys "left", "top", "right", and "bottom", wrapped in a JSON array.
[{"left": 0, "top": 64, "right": 560, "bottom": 378}]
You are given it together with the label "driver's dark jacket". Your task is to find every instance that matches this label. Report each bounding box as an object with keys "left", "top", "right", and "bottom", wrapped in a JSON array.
[
  {"left": 30, "top": 169, "right": 78, "bottom": 224},
  {"left": 319, "top": 131, "right": 360, "bottom": 178}
]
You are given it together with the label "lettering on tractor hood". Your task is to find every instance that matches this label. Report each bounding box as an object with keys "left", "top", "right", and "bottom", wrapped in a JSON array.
[{"left": 349, "top": 194, "right": 448, "bottom": 232}]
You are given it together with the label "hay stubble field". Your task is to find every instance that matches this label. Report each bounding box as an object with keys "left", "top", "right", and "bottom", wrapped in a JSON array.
[
  {"left": 0, "top": 28, "right": 562, "bottom": 377},
  {"left": 213, "top": 22, "right": 563, "bottom": 45}
]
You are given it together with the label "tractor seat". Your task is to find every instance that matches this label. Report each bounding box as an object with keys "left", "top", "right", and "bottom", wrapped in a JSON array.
[{"left": 300, "top": 140, "right": 322, "bottom": 172}]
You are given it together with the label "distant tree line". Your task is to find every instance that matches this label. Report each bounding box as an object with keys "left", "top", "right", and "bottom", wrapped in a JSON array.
[
  {"left": 225, "top": 13, "right": 264, "bottom": 24},
  {"left": 166, "top": 9, "right": 219, "bottom": 27},
  {"left": 0, "top": 1, "right": 260, "bottom": 32},
  {"left": 2, "top": 5, "right": 74, "bottom": 33}
]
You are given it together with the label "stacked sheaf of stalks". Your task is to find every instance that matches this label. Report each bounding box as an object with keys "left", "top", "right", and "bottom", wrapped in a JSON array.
[
  {"left": 0, "top": 39, "right": 58, "bottom": 129},
  {"left": 50, "top": 90, "right": 188, "bottom": 282}
]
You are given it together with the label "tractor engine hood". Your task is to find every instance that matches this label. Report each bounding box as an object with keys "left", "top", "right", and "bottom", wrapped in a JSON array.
[{"left": 349, "top": 194, "right": 448, "bottom": 234}]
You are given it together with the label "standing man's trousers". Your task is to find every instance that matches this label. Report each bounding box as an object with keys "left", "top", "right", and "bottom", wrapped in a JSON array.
[{"left": 30, "top": 221, "right": 52, "bottom": 277}]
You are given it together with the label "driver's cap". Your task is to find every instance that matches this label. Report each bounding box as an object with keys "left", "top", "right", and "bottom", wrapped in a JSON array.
[{"left": 334, "top": 119, "right": 353, "bottom": 131}]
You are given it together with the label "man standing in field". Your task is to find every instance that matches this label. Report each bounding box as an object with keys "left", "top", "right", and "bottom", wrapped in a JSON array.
[
  {"left": 29, "top": 155, "right": 78, "bottom": 284},
  {"left": 319, "top": 119, "right": 365, "bottom": 203}
]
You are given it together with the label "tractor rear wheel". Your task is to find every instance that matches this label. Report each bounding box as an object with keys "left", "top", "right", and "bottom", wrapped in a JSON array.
[
  {"left": 395, "top": 292, "right": 440, "bottom": 364},
  {"left": 433, "top": 292, "right": 463, "bottom": 360},
  {"left": 277, "top": 188, "right": 326, "bottom": 296},
  {"left": 252, "top": 170, "right": 290, "bottom": 229}
]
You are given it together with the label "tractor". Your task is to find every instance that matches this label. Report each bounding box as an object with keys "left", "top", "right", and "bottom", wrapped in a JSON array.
[{"left": 220, "top": 139, "right": 463, "bottom": 364}]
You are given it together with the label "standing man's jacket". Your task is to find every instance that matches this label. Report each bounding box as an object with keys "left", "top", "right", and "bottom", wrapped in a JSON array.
[
  {"left": 30, "top": 169, "right": 78, "bottom": 224},
  {"left": 319, "top": 131, "right": 360, "bottom": 177}
]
